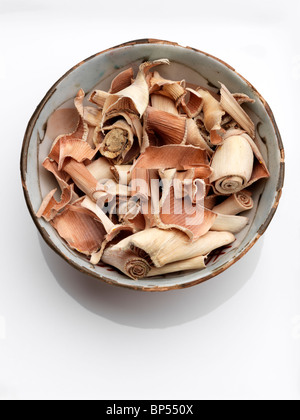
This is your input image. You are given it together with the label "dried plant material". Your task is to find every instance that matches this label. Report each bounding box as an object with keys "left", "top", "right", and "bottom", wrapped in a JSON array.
[
  {"left": 51, "top": 204, "right": 106, "bottom": 256},
  {"left": 119, "top": 229, "right": 235, "bottom": 267},
  {"left": 101, "top": 119, "right": 135, "bottom": 163},
  {"left": 186, "top": 118, "right": 213, "bottom": 155},
  {"left": 181, "top": 88, "right": 203, "bottom": 118},
  {"left": 109, "top": 67, "right": 134, "bottom": 94},
  {"left": 132, "top": 145, "right": 210, "bottom": 172},
  {"left": 213, "top": 191, "right": 253, "bottom": 215},
  {"left": 150, "top": 94, "right": 178, "bottom": 115},
  {"left": 220, "top": 83, "right": 255, "bottom": 138},
  {"left": 210, "top": 135, "right": 254, "bottom": 195},
  {"left": 74, "top": 89, "right": 102, "bottom": 127},
  {"left": 211, "top": 213, "right": 249, "bottom": 233},
  {"left": 147, "top": 255, "right": 206, "bottom": 277},
  {"left": 102, "top": 247, "right": 151, "bottom": 280},
  {"left": 89, "top": 90, "right": 110, "bottom": 108},
  {"left": 197, "top": 88, "right": 225, "bottom": 145},
  {"left": 144, "top": 106, "right": 187, "bottom": 145},
  {"left": 102, "top": 59, "right": 170, "bottom": 119},
  {"left": 86, "top": 157, "right": 115, "bottom": 181},
  {"left": 111, "top": 165, "right": 133, "bottom": 185},
  {"left": 38, "top": 59, "right": 270, "bottom": 280}
]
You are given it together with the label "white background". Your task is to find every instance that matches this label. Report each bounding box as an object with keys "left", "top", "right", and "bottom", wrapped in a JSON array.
[{"left": 0, "top": 0, "right": 299, "bottom": 401}]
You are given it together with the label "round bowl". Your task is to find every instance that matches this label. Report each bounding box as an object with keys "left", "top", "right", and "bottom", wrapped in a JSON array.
[{"left": 21, "top": 39, "right": 284, "bottom": 292}]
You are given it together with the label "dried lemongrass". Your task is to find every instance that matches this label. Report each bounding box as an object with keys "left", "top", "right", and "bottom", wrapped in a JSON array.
[
  {"left": 102, "top": 59, "right": 170, "bottom": 119},
  {"left": 185, "top": 118, "right": 213, "bottom": 155},
  {"left": 213, "top": 191, "right": 253, "bottom": 215},
  {"left": 119, "top": 228, "right": 235, "bottom": 267},
  {"left": 150, "top": 94, "right": 178, "bottom": 115},
  {"left": 101, "top": 119, "right": 135, "bottom": 162},
  {"left": 102, "top": 247, "right": 151, "bottom": 280},
  {"left": 147, "top": 255, "right": 206, "bottom": 277},
  {"left": 220, "top": 83, "right": 255, "bottom": 138},
  {"left": 211, "top": 213, "right": 249, "bottom": 233},
  {"left": 197, "top": 88, "right": 225, "bottom": 145},
  {"left": 210, "top": 135, "right": 254, "bottom": 195}
]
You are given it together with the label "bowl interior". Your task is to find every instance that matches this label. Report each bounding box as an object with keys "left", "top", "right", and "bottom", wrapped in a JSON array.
[{"left": 21, "top": 40, "right": 283, "bottom": 291}]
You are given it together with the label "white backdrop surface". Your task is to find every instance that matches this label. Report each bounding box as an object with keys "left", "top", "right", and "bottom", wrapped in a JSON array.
[{"left": 0, "top": 0, "right": 299, "bottom": 400}]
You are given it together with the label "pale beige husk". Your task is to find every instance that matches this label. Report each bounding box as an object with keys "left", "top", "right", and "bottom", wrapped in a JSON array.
[
  {"left": 197, "top": 88, "right": 225, "bottom": 145},
  {"left": 117, "top": 228, "right": 235, "bottom": 267},
  {"left": 211, "top": 213, "right": 249, "bottom": 233},
  {"left": 185, "top": 118, "right": 213, "bottom": 155},
  {"left": 210, "top": 135, "right": 254, "bottom": 195},
  {"left": 147, "top": 255, "right": 206, "bottom": 277},
  {"left": 86, "top": 157, "right": 114, "bottom": 181},
  {"left": 150, "top": 94, "right": 179, "bottom": 115}
]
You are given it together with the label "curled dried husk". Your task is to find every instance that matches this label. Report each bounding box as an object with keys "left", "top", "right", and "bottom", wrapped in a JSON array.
[
  {"left": 220, "top": 83, "right": 255, "bottom": 138},
  {"left": 185, "top": 118, "right": 213, "bottom": 155},
  {"left": 101, "top": 247, "right": 151, "bottom": 280},
  {"left": 109, "top": 67, "right": 134, "bottom": 94},
  {"left": 147, "top": 255, "right": 206, "bottom": 277},
  {"left": 197, "top": 88, "right": 225, "bottom": 145},
  {"left": 63, "top": 159, "right": 101, "bottom": 200},
  {"left": 210, "top": 135, "right": 254, "bottom": 195},
  {"left": 119, "top": 228, "right": 235, "bottom": 267},
  {"left": 150, "top": 94, "right": 178, "bottom": 115},
  {"left": 181, "top": 88, "right": 203, "bottom": 118},
  {"left": 102, "top": 59, "right": 170, "bottom": 120},
  {"left": 36, "top": 158, "right": 78, "bottom": 221},
  {"left": 89, "top": 90, "right": 110, "bottom": 108},
  {"left": 74, "top": 89, "right": 102, "bottom": 126},
  {"left": 211, "top": 213, "right": 249, "bottom": 233},
  {"left": 213, "top": 190, "right": 253, "bottom": 215},
  {"left": 144, "top": 106, "right": 187, "bottom": 145},
  {"left": 45, "top": 108, "right": 79, "bottom": 142},
  {"left": 51, "top": 203, "right": 106, "bottom": 256},
  {"left": 149, "top": 71, "right": 186, "bottom": 105}
]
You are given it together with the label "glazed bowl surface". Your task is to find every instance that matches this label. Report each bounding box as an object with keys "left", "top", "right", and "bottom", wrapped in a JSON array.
[{"left": 21, "top": 39, "right": 284, "bottom": 291}]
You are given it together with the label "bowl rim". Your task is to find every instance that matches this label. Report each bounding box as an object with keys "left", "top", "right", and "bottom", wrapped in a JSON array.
[{"left": 20, "top": 38, "right": 285, "bottom": 292}]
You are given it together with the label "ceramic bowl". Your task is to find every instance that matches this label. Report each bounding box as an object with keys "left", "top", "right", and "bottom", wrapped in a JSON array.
[{"left": 21, "top": 39, "right": 284, "bottom": 291}]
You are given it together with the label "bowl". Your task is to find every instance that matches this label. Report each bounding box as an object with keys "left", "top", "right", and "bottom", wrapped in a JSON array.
[{"left": 21, "top": 38, "right": 284, "bottom": 292}]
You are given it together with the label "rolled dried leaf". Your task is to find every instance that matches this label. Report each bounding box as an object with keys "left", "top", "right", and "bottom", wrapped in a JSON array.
[
  {"left": 51, "top": 204, "right": 106, "bottom": 256},
  {"left": 147, "top": 255, "right": 206, "bottom": 277},
  {"left": 119, "top": 228, "right": 235, "bottom": 267},
  {"left": 150, "top": 94, "right": 178, "bottom": 115},
  {"left": 197, "top": 88, "right": 225, "bottom": 145},
  {"left": 185, "top": 118, "right": 213, "bottom": 155},
  {"left": 101, "top": 247, "right": 151, "bottom": 280},
  {"left": 240, "top": 132, "right": 270, "bottom": 186},
  {"left": 63, "top": 159, "right": 101, "bottom": 200},
  {"left": 220, "top": 83, "right": 255, "bottom": 138},
  {"left": 109, "top": 67, "right": 134, "bottom": 94},
  {"left": 144, "top": 106, "right": 187, "bottom": 145},
  {"left": 213, "top": 191, "right": 253, "bottom": 215},
  {"left": 210, "top": 135, "right": 254, "bottom": 195},
  {"left": 181, "top": 88, "right": 203, "bottom": 118},
  {"left": 233, "top": 93, "right": 255, "bottom": 106},
  {"left": 149, "top": 71, "right": 186, "bottom": 105},
  {"left": 211, "top": 213, "right": 249, "bottom": 233},
  {"left": 102, "top": 59, "right": 170, "bottom": 119}
]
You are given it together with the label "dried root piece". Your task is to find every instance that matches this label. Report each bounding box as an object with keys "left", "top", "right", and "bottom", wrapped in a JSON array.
[
  {"left": 119, "top": 228, "right": 235, "bottom": 268},
  {"left": 147, "top": 255, "right": 206, "bottom": 277},
  {"left": 213, "top": 191, "right": 253, "bottom": 215},
  {"left": 101, "top": 119, "right": 135, "bottom": 163}
]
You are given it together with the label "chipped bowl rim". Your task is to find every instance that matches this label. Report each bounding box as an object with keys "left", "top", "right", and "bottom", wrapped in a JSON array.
[{"left": 20, "top": 38, "right": 285, "bottom": 292}]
